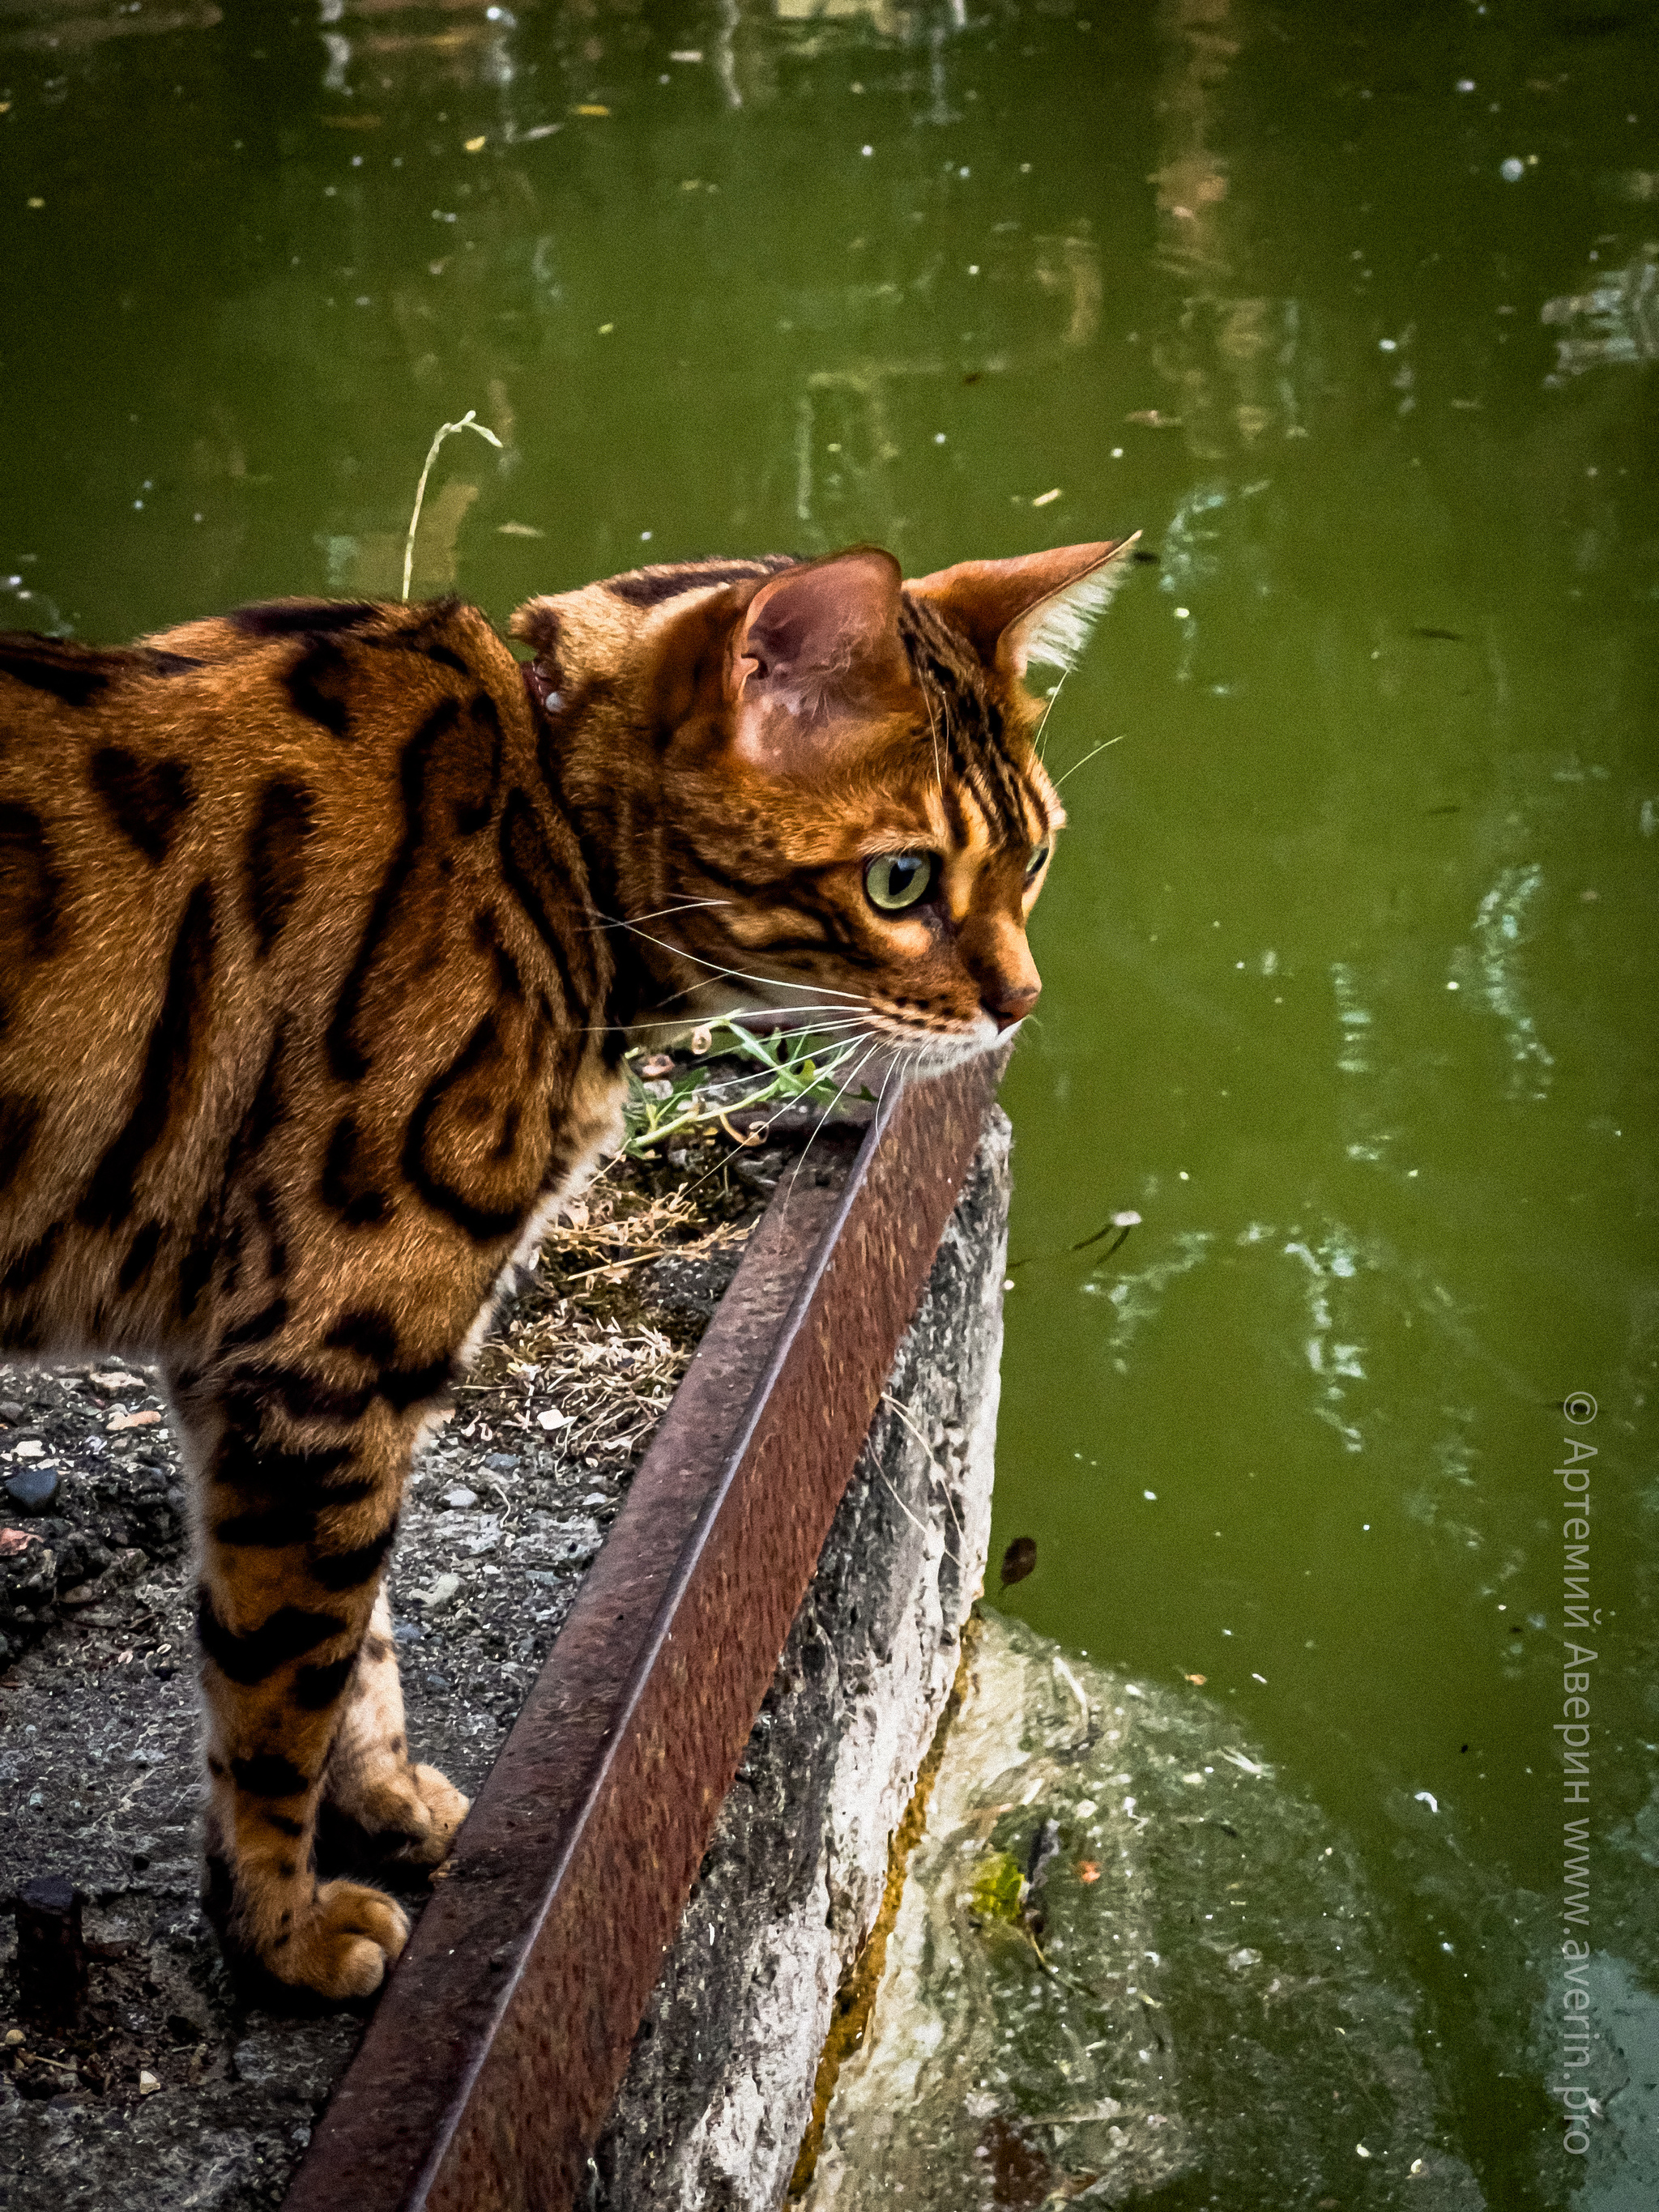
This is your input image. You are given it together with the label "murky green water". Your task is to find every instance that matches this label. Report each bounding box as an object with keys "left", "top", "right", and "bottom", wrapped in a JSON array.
[{"left": 3, "top": 2, "right": 1655, "bottom": 2204}]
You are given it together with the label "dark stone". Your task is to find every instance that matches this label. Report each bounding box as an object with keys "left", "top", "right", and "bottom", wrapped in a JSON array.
[
  {"left": 17, "top": 1874, "right": 88, "bottom": 2032},
  {"left": 5, "top": 1464, "right": 60, "bottom": 1513}
]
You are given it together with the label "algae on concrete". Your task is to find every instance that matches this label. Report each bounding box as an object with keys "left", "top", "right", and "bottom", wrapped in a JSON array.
[{"left": 802, "top": 1610, "right": 1486, "bottom": 2210}]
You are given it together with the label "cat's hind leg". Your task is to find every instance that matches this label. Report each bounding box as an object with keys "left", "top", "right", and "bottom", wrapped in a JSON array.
[
  {"left": 179, "top": 1352, "right": 451, "bottom": 2002},
  {"left": 317, "top": 1585, "right": 469, "bottom": 1879}
]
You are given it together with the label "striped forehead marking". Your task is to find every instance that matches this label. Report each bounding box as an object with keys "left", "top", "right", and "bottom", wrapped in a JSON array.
[{"left": 899, "top": 597, "right": 1047, "bottom": 849}]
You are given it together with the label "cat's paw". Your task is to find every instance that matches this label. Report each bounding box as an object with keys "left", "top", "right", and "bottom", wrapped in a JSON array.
[
  {"left": 274, "top": 1878, "right": 410, "bottom": 2001},
  {"left": 320, "top": 1758, "right": 470, "bottom": 1874},
  {"left": 403, "top": 1762, "right": 470, "bottom": 1864}
]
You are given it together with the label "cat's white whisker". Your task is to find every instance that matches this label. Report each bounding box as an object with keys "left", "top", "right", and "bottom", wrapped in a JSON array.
[
  {"left": 921, "top": 683, "right": 944, "bottom": 795},
  {"left": 869, "top": 1039, "right": 906, "bottom": 1126},
  {"left": 589, "top": 898, "right": 734, "bottom": 932},
  {"left": 580, "top": 1001, "right": 869, "bottom": 1038},
  {"left": 1033, "top": 666, "right": 1071, "bottom": 764},
  {"left": 616, "top": 922, "right": 867, "bottom": 1004},
  {"left": 784, "top": 1038, "right": 887, "bottom": 1200},
  {"left": 691, "top": 1035, "right": 875, "bottom": 1100},
  {"left": 1050, "top": 733, "right": 1124, "bottom": 788}
]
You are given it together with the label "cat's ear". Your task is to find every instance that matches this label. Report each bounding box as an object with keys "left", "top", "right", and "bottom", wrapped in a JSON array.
[
  {"left": 909, "top": 536, "right": 1140, "bottom": 681},
  {"left": 724, "top": 547, "right": 910, "bottom": 773}
]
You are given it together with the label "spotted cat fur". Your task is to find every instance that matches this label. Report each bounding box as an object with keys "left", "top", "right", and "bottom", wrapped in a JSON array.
[{"left": 0, "top": 539, "right": 1132, "bottom": 2001}]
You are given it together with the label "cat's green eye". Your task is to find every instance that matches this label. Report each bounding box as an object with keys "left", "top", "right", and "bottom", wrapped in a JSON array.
[
  {"left": 864, "top": 852, "right": 935, "bottom": 913},
  {"left": 1026, "top": 844, "right": 1051, "bottom": 880}
]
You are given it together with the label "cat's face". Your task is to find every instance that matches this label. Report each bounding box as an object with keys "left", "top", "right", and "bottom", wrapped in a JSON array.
[{"left": 516, "top": 538, "right": 1135, "bottom": 1077}]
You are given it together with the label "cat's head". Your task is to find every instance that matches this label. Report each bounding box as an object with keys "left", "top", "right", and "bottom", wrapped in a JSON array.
[{"left": 513, "top": 537, "right": 1135, "bottom": 1075}]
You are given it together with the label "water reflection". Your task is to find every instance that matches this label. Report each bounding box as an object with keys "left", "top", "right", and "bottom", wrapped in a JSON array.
[
  {"left": 4, "top": 2, "right": 1657, "bottom": 2203},
  {"left": 1150, "top": 0, "right": 1303, "bottom": 458}
]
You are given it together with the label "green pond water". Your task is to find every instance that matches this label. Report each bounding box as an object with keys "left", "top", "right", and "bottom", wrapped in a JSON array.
[{"left": 3, "top": 2, "right": 1656, "bottom": 2203}]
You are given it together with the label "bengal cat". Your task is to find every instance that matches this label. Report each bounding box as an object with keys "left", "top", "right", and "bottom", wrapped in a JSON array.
[{"left": 0, "top": 537, "right": 1132, "bottom": 2004}]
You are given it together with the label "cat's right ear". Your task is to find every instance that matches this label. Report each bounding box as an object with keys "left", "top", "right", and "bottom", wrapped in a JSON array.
[
  {"left": 909, "top": 537, "right": 1140, "bottom": 681},
  {"left": 721, "top": 548, "right": 911, "bottom": 775}
]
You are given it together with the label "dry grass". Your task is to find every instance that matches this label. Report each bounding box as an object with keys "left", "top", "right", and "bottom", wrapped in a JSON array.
[{"left": 458, "top": 1157, "right": 761, "bottom": 1475}]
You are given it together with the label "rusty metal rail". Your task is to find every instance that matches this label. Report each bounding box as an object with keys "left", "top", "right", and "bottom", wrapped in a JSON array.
[{"left": 284, "top": 1052, "right": 1000, "bottom": 2212}]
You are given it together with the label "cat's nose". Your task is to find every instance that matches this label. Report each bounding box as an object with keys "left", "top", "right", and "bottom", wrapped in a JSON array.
[{"left": 982, "top": 978, "right": 1040, "bottom": 1031}]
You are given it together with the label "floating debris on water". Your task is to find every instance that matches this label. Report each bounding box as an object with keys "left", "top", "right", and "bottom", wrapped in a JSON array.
[
  {"left": 1542, "top": 254, "right": 1658, "bottom": 378},
  {"left": 1000, "top": 1535, "right": 1038, "bottom": 1586}
]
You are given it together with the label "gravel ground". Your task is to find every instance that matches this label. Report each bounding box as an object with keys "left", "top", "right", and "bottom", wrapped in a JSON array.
[{"left": 0, "top": 1140, "right": 781, "bottom": 2212}]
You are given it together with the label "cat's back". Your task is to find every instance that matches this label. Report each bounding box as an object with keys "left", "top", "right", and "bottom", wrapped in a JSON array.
[
  {"left": 0, "top": 597, "right": 586, "bottom": 1336},
  {"left": 1, "top": 592, "right": 526, "bottom": 844},
  {"left": 1, "top": 594, "right": 527, "bottom": 1039}
]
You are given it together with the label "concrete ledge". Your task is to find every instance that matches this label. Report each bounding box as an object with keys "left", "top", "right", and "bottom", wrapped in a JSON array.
[{"left": 595, "top": 1111, "right": 1011, "bottom": 2209}]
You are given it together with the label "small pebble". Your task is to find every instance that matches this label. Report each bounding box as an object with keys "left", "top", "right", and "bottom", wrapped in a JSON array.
[
  {"left": 4, "top": 2029, "right": 23, "bottom": 2047},
  {"left": 4, "top": 1466, "right": 60, "bottom": 1514},
  {"left": 138, "top": 2069, "right": 160, "bottom": 2095},
  {"left": 424, "top": 1672, "right": 451, "bottom": 1694},
  {"left": 0, "top": 1401, "right": 23, "bottom": 1422},
  {"left": 442, "top": 1485, "right": 479, "bottom": 1510}
]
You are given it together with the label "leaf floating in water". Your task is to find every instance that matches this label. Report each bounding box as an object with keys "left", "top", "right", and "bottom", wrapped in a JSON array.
[
  {"left": 497, "top": 522, "right": 544, "bottom": 538},
  {"left": 1000, "top": 1535, "right": 1038, "bottom": 1586},
  {"left": 1219, "top": 1746, "right": 1273, "bottom": 1778},
  {"left": 1026, "top": 2097, "right": 1124, "bottom": 2125}
]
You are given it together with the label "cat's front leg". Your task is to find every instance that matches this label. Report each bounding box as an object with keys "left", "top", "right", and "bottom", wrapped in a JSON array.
[
  {"left": 185, "top": 1371, "right": 435, "bottom": 2002},
  {"left": 318, "top": 1585, "right": 469, "bottom": 1876}
]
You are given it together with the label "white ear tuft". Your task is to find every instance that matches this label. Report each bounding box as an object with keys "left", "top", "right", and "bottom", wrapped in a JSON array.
[{"left": 1009, "top": 535, "right": 1140, "bottom": 676}]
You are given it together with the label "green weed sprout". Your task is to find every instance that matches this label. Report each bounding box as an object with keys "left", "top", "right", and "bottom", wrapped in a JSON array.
[{"left": 622, "top": 1021, "right": 878, "bottom": 1158}]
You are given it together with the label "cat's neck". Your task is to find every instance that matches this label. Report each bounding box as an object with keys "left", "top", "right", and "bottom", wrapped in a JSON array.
[{"left": 522, "top": 663, "right": 702, "bottom": 1048}]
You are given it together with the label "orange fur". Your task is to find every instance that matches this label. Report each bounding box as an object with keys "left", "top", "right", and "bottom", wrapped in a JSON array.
[{"left": 0, "top": 537, "right": 1131, "bottom": 2001}]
